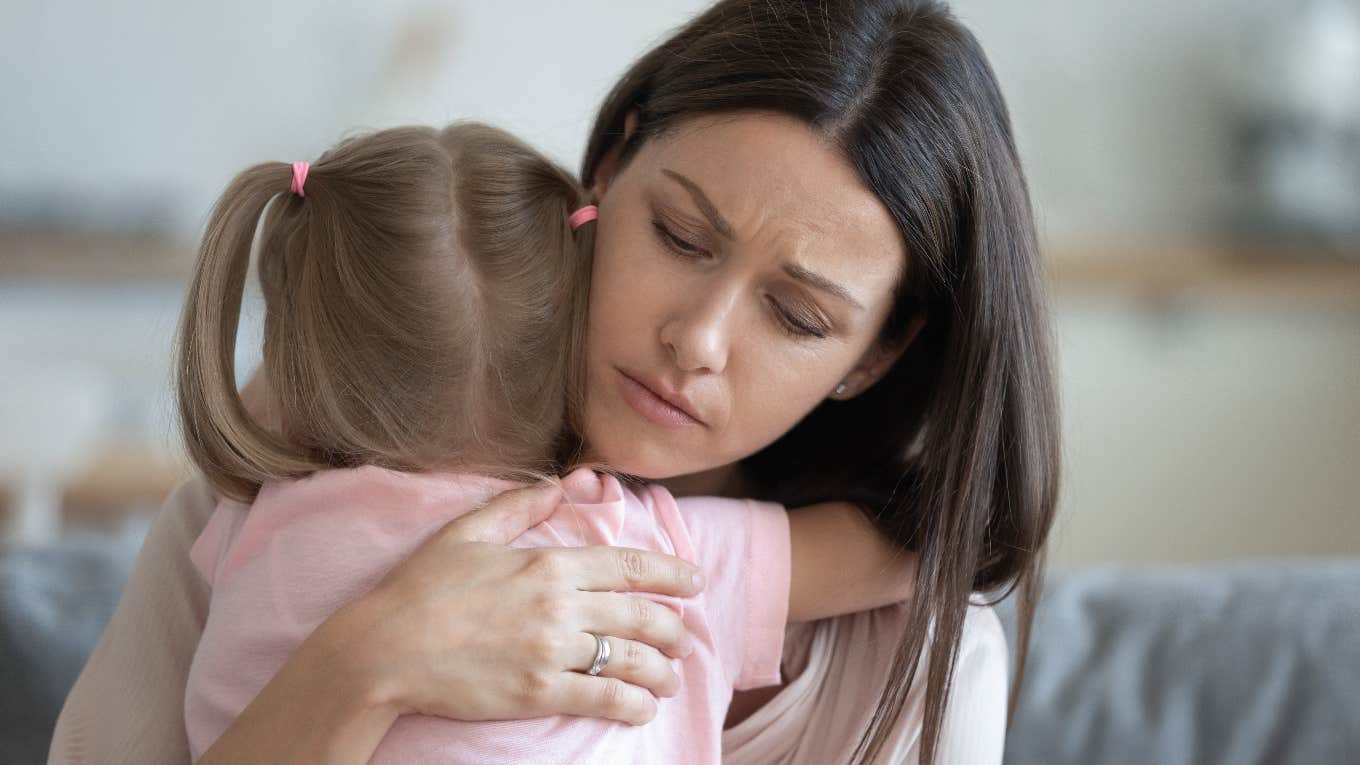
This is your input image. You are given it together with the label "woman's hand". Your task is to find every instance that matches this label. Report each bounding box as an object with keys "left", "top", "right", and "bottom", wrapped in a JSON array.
[{"left": 340, "top": 481, "right": 704, "bottom": 726}]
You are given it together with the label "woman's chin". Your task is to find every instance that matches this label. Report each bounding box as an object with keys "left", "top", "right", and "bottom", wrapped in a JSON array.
[
  {"left": 585, "top": 437, "right": 703, "bottom": 481},
  {"left": 603, "top": 451, "right": 689, "bottom": 481}
]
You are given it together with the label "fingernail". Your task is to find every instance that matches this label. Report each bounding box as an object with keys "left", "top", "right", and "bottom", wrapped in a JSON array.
[{"left": 691, "top": 571, "right": 705, "bottom": 590}]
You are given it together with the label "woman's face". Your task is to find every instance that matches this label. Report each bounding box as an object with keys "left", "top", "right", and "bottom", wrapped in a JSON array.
[{"left": 582, "top": 111, "right": 912, "bottom": 480}]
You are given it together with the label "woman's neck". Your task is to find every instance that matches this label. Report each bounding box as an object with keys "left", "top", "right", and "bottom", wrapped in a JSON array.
[{"left": 657, "top": 463, "right": 750, "bottom": 499}]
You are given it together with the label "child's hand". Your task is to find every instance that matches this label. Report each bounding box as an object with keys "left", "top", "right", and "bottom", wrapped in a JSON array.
[{"left": 336, "top": 483, "right": 706, "bottom": 726}]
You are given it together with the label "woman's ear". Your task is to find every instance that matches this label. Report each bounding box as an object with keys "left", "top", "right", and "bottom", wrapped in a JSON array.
[
  {"left": 589, "top": 109, "right": 640, "bottom": 200},
  {"left": 831, "top": 313, "right": 927, "bottom": 400}
]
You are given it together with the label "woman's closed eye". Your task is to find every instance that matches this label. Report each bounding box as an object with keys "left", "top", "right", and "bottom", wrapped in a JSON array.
[
  {"left": 651, "top": 217, "right": 829, "bottom": 340},
  {"left": 769, "top": 297, "right": 829, "bottom": 339},
  {"left": 651, "top": 217, "right": 708, "bottom": 258}
]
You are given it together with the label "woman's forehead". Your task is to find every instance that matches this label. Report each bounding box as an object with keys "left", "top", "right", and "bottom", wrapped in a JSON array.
[{"left": 632, "top": 111, "right": 908, "bottom": 294}]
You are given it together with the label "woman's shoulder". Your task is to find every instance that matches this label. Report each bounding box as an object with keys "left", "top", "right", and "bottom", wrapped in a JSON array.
[
  {"left": 873, "top": 599, "right": 1007, "bottom": 678},
  {"left": 153, "top": 472, "right": 221, "bottom": 577},
  {"left": 925, "top": 603, "right": 1010, "bottom": 762},
  {"left": 47, "top": 472, "right": 222, "bottom": 765},
  {"left": 947, "top": 602, "right": 1009, "bottom": 695},
  {"left": 167, "top": 471, "right": 219, "bottom": 529},
  {"left": 960, "top": 602, "right": 1008, "bottom": 660}
]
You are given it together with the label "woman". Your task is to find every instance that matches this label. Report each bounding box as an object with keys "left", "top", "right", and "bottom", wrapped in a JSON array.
[{"left": 49, "top": 1, "right": 1058, "bottom": 763}]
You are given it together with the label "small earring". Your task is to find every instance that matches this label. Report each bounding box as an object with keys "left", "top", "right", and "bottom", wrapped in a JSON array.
[{"left": 834, "top": 383, "right": 848, "bottom": 396}]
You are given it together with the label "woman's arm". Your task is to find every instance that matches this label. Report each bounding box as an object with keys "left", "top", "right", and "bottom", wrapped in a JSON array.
[{"left": 786, "top": 502, "right": 918, "bottom": 623}]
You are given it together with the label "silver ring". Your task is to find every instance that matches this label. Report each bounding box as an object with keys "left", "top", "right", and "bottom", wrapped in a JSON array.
[{"left": 586, "top": 632, "right": 612, "bottom": 676}]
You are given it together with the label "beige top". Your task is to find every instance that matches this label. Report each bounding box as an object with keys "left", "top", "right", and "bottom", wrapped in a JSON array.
[{"left": 48, "top": 474, "right": 1008, "bottom": 764}]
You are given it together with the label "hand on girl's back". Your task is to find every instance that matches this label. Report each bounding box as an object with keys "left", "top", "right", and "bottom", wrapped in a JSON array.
[{"left": 338, "top": 483, "right": 707, "bottom": 726}]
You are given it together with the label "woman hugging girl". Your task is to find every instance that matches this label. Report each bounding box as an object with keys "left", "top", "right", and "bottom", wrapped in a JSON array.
[{"left": 176, "top": 122, "right": 917, "bottom": 764}]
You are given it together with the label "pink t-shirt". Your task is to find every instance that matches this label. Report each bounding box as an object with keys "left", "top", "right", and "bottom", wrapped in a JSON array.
[{"left": 183, "top": 466, "right": 792, "bottom": 764}]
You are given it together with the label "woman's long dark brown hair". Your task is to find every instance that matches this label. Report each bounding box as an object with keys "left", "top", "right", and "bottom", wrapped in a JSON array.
[{"left": 583, "top": 1, "right": 1060, "bottom": 761}]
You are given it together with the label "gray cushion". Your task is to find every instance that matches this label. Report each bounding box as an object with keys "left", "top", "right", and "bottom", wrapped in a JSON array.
[{"left": 1001, "top": 559, "right": 1360, "bottom": 765}]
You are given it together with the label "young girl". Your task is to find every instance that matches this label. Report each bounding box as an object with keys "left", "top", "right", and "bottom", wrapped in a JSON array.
[{"left": 176, "top": 122, "right": 917, "bottom": 764}]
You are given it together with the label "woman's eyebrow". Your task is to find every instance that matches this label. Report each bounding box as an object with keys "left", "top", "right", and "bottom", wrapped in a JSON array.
[
  {"left": 783, "top": 262, "right": 865, "bottom": 311},
  {"left": 661, "top": 168, "right": 735, "bottom": 239}
]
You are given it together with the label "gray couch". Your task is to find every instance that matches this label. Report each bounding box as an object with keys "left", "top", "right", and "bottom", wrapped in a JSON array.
[
  {"left": 997, "top": 559, "right": 1359, "bottom": 765},
  {"left": 4, "top": 526, "right": 1357, "bottom": 764}
]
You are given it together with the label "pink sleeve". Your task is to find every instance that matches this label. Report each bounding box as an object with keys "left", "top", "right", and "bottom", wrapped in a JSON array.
[
  {"left": 670, "top": 494, "right": 792, "bottom": 690},
  {"left": 188, "top": 501, "right": 248, "bottom": 588},
  {"left": 739, "top": 499, "right": 791, "bottom": 688}
]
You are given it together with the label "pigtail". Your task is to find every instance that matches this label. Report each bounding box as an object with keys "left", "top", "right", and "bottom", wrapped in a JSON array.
[{"left": 176, "top": 164, "right": 323, "bottom": 502}]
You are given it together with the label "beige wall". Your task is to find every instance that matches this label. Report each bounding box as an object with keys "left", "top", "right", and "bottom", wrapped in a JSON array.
[{"left": 1049, "top": 299, "right": 1359, "bottom": 566}]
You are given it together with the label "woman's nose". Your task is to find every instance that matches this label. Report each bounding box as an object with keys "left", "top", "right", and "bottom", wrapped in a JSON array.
[{"left": 658, "top": 291, "right": 735, "bottom": 375}]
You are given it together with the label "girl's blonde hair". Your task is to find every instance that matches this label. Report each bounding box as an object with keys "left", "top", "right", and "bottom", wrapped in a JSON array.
[{"left": 176, "top": 122, "right": 594, "bottom": 502}]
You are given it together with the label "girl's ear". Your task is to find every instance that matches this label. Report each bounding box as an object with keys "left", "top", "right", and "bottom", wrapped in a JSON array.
[
  {"left": 589, "top": 109, "right": 640, "bottom": 200},
  {"left": 831, "top": 313, "right": 927, "bottom": 400}
]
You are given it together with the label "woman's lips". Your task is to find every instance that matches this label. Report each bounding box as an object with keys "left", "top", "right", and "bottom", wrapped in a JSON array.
[{"left": 616, "top": 369, "right": 704, "bottom": 429}]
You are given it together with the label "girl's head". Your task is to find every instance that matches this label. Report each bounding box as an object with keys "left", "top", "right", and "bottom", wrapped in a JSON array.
[
  {"left": 574, "top": 0, "right": 1060, "bottom": 761},
  {"left": 177, "top": 122, "right": 594, "bottom": 502}
]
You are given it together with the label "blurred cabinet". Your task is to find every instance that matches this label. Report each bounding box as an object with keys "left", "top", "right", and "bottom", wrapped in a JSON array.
[{"left": 1045, "top": 241, "right": 1359, "bottom": 566}]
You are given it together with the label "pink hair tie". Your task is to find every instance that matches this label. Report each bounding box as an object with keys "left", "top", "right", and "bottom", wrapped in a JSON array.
[
  {"left": 568, "top": 205, "right": 598, "bottom": 230},
  {"left": 290, "top": 162, "right": 310, "bottom": 197}
]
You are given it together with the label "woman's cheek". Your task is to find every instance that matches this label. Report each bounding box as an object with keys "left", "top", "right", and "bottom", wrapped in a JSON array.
[
  {"left": 598, "top": 236, "right": 660, "bottom": 311},
  {"left": 734, "top": 347, "right": 843, "bottom": 448}
]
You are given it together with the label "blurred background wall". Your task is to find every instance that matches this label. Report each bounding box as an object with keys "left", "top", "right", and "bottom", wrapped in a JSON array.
[{"left": 1, "top": 0, "right": 1357, "bottom": 565}]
